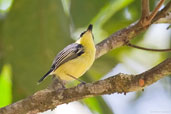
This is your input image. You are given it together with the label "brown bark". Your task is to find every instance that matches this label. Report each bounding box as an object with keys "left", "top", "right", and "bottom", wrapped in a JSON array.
[
  {"left": 0, "top": 58, "right": 170, "bottom": 114},
  {"left": 95, "top": 1, "right": 171, "bottom": 58}
]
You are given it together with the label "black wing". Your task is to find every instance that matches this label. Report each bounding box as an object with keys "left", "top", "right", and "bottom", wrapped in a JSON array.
[{"left": 38, "top": 43, "right": 84, "bottom": 83}]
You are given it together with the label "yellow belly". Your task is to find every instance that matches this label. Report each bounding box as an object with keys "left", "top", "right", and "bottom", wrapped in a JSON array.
[{"left": 53, "top": 51, "right": 95, "bottom": 81}]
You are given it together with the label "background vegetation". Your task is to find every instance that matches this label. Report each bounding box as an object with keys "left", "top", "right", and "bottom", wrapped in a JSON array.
[{"left": 0, "top": 0, "right": 170, "bottom": 114}]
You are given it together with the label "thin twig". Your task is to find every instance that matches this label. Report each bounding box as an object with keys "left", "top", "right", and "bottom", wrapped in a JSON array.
[
  {"left": 139, "top": 0, "right": 165, "bottom": 27},
  {"left": 95, "top": 1, "right": 170, "bottom": 58},
  {"left": 141, "top": 0, "right": 150, "bottom": 19},
  {"left": 148, "top": 0, "right": 165, "bottom": 22},
  {"left": 152, "top": 1, "right": 171, "bottom": 23},
  {"left": 167, "top": 24, "right": 171, "bottom": 30},
  {"left": 127, "top": 43, "right": 171, "bottom": 52}
]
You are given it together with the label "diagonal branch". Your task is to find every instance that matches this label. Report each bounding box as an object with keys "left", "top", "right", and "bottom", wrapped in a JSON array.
[
  {"left": 148, "top": 0, "right": 165, "bottom": 23},
  {"left": 155, "top": 10, "right": 171, "bottom": 24},
  {"left": 139, "top": 0, "right": 165, "bottom": 27},
  {"left": 0, "top": 58, "right": 171, "bottom": 114},
  {"left": 152, "top": 1, "right": 171, "bottom": 23},
  {"left": 95, "top": 1, "right": 171, "bottom": 58}
]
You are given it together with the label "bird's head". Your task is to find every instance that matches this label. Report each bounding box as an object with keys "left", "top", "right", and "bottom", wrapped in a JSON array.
[{"left": 79, "top": 24, "right": 94, "bottom": 40}]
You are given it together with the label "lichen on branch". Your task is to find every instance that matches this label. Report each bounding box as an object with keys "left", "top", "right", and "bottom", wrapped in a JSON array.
[{"left": 0, "top": 58, "right": 171, "bottom": 114}]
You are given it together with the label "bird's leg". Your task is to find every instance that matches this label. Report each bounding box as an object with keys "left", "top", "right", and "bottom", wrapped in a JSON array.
[
  {"left": 67, "top": 74, "right": 86, "bottom": 84},
  {"left": 48, "top": 75, "right": 66, "bottom": 90}
]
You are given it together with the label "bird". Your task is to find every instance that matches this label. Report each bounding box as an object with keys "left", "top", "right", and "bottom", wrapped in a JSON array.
[{"left": 38, "top": 24, "right": 96, "bottom": 84}]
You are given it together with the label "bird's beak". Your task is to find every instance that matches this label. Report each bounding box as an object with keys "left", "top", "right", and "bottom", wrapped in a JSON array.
[{"left": 87, "top": 24, "right": 93, "bottom": 32}]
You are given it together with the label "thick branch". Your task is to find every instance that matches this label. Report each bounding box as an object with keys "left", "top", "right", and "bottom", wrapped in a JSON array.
[
  {"left": 0, "top": 58, "right": 171, "bottom": 114},
  {"left": 155, "top": 11, "right": 171, "bottom": 23},
  {"left": 152, "top": 1, "right": 171, "bottom": 22},
  {"left": 95, "top": 1, "right": 171, "bottom": 58}
]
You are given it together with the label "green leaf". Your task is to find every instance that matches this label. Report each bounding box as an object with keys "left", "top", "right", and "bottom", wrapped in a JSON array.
[
  {"left": 92, "top": 0, "right": 134, "bottom": 27},
  {"left": 70, "top": 0, "right": 110, "bottom": 28},
  {"left": 83, "top": 96, "right": 113, "bottom": 114},
  {"left": 1, "top": 0, "right": 72, "bottom": 101},
  {"left": 103, "top": 0, "right": 138, "bottom": 37},
  {"left": 0, "top": 64, "right": 12, "bottom": 108}
]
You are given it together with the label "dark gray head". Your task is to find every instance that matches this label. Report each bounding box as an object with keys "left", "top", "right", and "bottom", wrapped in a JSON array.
[{"left": 80, "top": 24, "right": 93, "bottom": 37}]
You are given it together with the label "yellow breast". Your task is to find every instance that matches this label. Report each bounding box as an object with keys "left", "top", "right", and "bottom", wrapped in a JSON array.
[
  {"left": 53, "top": 30, "right": 96, "bottom": 81},
  {"left": 54, "top": 49, "right": 95, "bottom": 81}
]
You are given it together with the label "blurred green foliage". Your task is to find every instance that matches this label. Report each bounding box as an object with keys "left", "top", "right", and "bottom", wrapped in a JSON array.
[
  {"left": 1, "top": 0, "right": 72, "bottom": 101},
  {"left": 0, "top": 0, "right": 13, "bottom": 13},
  {"left": 0, "top": 0, "right": 169, "bottom": 113},
  {"left": 0, "top": 64, "right": 12, "bottom": 108},
  {"left": 83, "top": 97, "right": 113, "bottom": 114}
]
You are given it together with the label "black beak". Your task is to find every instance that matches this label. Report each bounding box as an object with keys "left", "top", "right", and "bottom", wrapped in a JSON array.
[
  {"left": 80, "top": 24, "right": 93, "bottom": 37},
  {"left": 87, "top": 24, "right": 93, "bottom": 31}
]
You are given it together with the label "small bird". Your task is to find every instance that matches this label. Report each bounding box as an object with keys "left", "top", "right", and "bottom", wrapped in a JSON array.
[{"left": 38, "top": 24, "right": 96, "bottom": 83}]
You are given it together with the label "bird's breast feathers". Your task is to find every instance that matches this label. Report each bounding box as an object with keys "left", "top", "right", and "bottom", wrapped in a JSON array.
[{"left": 54, "top": 47, "right": 96, "bottom": 81}]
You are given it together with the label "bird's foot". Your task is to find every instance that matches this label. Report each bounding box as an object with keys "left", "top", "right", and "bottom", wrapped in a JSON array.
[{"left": 78, "top": 81, "right": 86, "bottom": 87}]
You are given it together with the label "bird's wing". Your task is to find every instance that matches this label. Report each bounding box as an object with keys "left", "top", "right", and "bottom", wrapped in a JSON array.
[
  {"left": 51, "top": 43, "right": 84, "bottom": 70},
  {"left": 38, "top": 43, "right": 84, "bottom": 83}
]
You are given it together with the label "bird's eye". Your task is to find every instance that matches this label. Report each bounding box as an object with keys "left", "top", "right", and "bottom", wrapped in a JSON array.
[{"left": 80, "top": 31, "right": 86, "bottom": 37}]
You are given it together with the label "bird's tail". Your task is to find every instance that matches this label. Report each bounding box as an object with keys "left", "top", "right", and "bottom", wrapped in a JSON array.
[{"left": 38, "top": 69, "right": 53, "bottom": 84}]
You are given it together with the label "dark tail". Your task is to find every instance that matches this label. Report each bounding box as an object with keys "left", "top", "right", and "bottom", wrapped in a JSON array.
[{"left": 38, "top": 69, "right": 53, "bottom": 84}]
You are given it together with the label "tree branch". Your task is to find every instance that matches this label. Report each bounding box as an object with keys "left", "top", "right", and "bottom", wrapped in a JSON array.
[
  {"left": 126, "top": 43, "right": 171, "bottom": 52},
  {"left": 152, "top": 1, "right": 171, "bottom": 23},
  {"left": 141, "top": 0, "right": 150, "bottom": 20},
  {"left": 148, "top": 0, "right": 165, "bottom": 23},
  {"left": 0, "top": 58, "right": 170, "bottom": 114},
  {"left": 95, "top": 1, "right": 171, "bottom": 58},
  {"left": 155, "top": 11, "right": 171, "bottom": 23}
]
